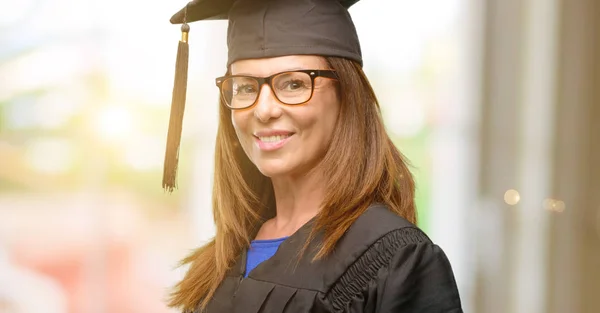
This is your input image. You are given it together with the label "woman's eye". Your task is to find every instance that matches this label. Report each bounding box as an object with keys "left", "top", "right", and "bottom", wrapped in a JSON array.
[
  {"left": 281, "top": 79, "right": 307, "bottom": 91},
  {"left": 234, "top": 84, "right": 257, "bottom": 95}
]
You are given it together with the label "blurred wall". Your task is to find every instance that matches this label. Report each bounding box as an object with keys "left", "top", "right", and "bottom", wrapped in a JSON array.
[
  {"left": 550, "top": 0, "right": 600, "bottom": 312},
  {"left": 475, "top": 0, "right": 600, "bottom": 312}
]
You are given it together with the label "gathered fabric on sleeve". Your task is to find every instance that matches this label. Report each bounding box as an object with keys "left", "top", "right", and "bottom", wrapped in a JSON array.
[
  {"left": 372, "top": 239, "right": 463, "bottom": 312},
  {"left": 322, "top": 227, "right": 463, "bottom": 313}
]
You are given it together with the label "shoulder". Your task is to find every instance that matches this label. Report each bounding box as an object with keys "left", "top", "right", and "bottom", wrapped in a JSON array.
[
  {"left": 333, "top": 203, "right": 431, "bottom": 256},
  {"left": 322, "top": 203, "right": 431, "bottom": 291},
  {"left": 322, "top": 204, "right": 462, "bottom": 312}
]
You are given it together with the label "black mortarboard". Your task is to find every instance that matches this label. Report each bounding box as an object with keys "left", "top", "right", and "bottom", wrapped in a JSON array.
[{"left": 163, "top": 0, "right": 363, "bottom": 191}]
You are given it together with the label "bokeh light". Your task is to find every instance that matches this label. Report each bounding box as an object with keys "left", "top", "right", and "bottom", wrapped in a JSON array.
[
  {"left": 543, "top": 198, "right": 566, "bottom": 213},
  {"left": 504, "top": 189, "right": 521, "bottom": 205},
  {"left": 93, "top": 106, "right": 135, "bottom": 142}
]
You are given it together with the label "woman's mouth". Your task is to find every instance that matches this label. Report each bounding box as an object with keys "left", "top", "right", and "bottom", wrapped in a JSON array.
[
  {"left": 254, "top": 133, "right": 294, "bottom": 151},
  {"left": 258, "top": 135, "right": 291, "bottom": 142}
]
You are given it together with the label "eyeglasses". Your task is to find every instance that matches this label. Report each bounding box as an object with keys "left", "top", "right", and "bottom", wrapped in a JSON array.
[{"left": 215, "top": 70, "right": 337, "bottom": 109}]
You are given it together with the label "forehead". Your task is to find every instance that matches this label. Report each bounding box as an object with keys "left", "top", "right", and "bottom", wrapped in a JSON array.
[{"left": 230, "top": 55, "right": 328, "bottom": 76}]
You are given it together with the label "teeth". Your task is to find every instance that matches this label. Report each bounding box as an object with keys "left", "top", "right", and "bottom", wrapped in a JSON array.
[{"left": 259, "top": 135, "right": 289, "bottom": 142}]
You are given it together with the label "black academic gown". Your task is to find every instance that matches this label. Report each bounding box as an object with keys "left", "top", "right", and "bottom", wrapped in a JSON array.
[{"left": 201, "top": 204, "right": 463, "bottom": 313}]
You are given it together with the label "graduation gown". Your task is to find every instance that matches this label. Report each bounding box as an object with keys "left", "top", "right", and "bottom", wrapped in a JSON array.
[{"left": 200, "top": 204, "right": 463, "bottom": 313}]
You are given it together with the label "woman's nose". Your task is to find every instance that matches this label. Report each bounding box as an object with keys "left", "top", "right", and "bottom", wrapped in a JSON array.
[{"left": 253, "top": 84, "right": 283, "bottom": 123}]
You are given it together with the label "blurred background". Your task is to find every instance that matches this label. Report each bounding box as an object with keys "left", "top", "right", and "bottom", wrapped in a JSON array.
[{"left": 0, "top": 0, "right": 598, "bottom": 312}]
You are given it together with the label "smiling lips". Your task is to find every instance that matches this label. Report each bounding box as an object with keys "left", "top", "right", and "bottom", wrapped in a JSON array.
[{"left": 253, "top": 130, "right": 294, "bottom": 151}]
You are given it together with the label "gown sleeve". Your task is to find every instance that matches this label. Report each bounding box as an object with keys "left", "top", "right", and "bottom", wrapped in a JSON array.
[{"left": 374, "top": 240, "right": 463, "bottom": 313}]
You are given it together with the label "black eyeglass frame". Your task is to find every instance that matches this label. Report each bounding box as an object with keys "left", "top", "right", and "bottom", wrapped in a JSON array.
[{"left": 215, "top": 69, "right": 338, "bottom": 110}]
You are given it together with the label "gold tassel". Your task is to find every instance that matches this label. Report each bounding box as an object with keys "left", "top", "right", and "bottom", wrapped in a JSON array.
[{"left": 163, "top": 21, "right": 190, "bottom": 192}]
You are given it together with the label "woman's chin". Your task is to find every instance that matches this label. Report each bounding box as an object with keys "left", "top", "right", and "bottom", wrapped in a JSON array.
[
  {"left": 256, "top": 166, "right": 289, "bottom": 178},
  {"left": 254, "top": 160, "right": 294, "bottom": 178}
]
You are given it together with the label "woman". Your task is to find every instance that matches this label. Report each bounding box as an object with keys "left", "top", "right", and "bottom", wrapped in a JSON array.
[{"left": 162, "top": 0, "right": 463, "bottom": 312}]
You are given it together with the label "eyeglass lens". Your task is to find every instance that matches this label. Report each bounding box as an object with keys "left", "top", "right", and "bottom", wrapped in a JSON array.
[{"left": 221, "top": 72, "right": 313, "bottom": 108}]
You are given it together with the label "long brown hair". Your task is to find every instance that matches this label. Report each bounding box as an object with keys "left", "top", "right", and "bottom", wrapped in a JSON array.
[{"left": 168, "top": 56, "right": 416, "bottom": 312}]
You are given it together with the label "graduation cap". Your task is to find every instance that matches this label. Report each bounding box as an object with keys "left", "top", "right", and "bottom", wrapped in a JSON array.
[{"left": 163, "top": 0, "right": 363, "bottom": 192}]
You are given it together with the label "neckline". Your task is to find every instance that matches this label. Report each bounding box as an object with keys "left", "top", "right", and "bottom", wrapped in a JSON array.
[
  {"left": 251, "top": 237, "right": 289, "bottom": 244},
  {"left": 236, "top": 215, "right": 318, "bottom": 278}
]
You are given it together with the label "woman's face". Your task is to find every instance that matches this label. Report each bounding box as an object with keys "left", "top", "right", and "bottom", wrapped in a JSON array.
[{"left": 229, "top": 55, "right": 340, "bottom": 179}]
